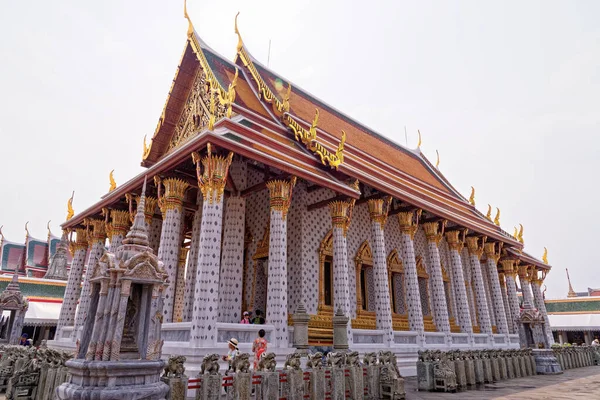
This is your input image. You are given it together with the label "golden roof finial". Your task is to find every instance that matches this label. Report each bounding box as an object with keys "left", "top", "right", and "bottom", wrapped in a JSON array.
[
  {"left": 309, "top": 108, "right": 319, "bottom": 141},
  {"left": 542, "top": 247, "right": 548, "bottom": 264},
  {"left": 184, "top": 0, "right": 194, "bottom": 37},
  {"left": 109, "top": 170, "right": 117, "bottom": 192},
  {"left": 435, "top": 150, "right": 440, "bottom": 168},
  {"left": 485, "top": 204, "right": 492, "bottom": 221},
  {"left": 143, "top": 135, "right": 151, "bottom": 159},
  {"left": 47, "top": 220, "right": 52, "bottom": 237},
  {"left": 493, "top": 207, "right": 500, "bottom": 226},
  {"left": 517, "top": 223, "right": 524, "bottom": 244},
  {"left": 66, "top": 191, "right": 75, "bottom": 221},
  {"left": 234, "top": 12, "right": 244, "bottom": 52},
  {"left": 25, "top": 221, "right": 30, "bottom": 238},
  {"left": 469, "top": 186, "right": 475, "bottom": 206},
  {"left": 566, "top": 268, "right": 577, "bottom": 297},
  {"left": 513, "top": 226, "right": 518, "bottom": 238},
  {"left": 417, "top": 130, "right": 422, "bottom": 148}
]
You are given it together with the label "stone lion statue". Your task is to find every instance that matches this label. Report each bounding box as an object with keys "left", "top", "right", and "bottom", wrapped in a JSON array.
[
  {"left": 232, "top": 353, "right": 250, "bottom": 373},
  {"left": 200, "top": 354, "right": 220, "bottom": 375},
  {"left": 326, "top": 352, "right": 345, "bottom": 368},
  {"left": 363, "top": 352, "right": 378, "bottom": 366},
  {"left": 345, "top": 351, "right": 360, "bottom": 367},
  {"left": 163, "top": 355, "right": 186, "bottom": 378},
  {"left": 258, "top": 352, "right": 277, "bottom": 372},
  {"left": 283, "top": 353, "right": 302, "bottom": 371},
  {"left": 306, "top": 352, "right": 323, "bottom": 369},
  {"left": 378, "top": 350, "right": 392, "bottom": 365}
]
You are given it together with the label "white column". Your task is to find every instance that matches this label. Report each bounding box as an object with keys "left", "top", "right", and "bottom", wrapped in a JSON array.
[
  {"left": 329, "top": 200, "right": 355, "bottom": 344},
  {"left": 445, "top": 231, "right": 473, "bottom": 334},
  {"left": 499, "top": 273, "right": 514, "bottom": 333},
  {"left": 173, "top": 247, "right": 189, "bottom": 323},
  {"left": 422, "top": 222, "right": 450, "bottom": 333},
  {"left": 367, "top": 199, "right": 394, "bottom": 345},
  {"left": 484, "top": 243, "right": 509, "bottom": 334},
  {"left": 482, "top": 262, "right": 496, "bottom": 328},
  {"left": 397, "top": 211, "right": 424, "bottom": 332},
  {"left": 56, "top": 229, "right": 87, "bottom": 336},
  {"left": 466, "top": 237, "right": 492, "bottom": 334},
  {"left": 190, "top": 148, "right": 233, "bottom": 347},
  {"left": 517, "top": 265, "right": 535, "bottom": 309},
  {"left": 156, "top": 177, "right": 189, "bottom": 323},
  {"left": 74, "top": 219, "right": 106, "bottom": 339},
  {"left": 218, "top": 196, "right": 246, "bottom": 322},
  {"left": 265, "top": 177, "right": 296, "bottom": 348},
  {"left": 183, "top": 191, "right": 202, "bottom": 321},
  {"left": 501, "top": 260, "right": 521, "bottom": 335},
  {"left": 531, "top": 272, "right": 555, "bottom": 345}
]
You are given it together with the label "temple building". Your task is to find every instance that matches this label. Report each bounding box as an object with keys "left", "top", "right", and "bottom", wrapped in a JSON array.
[
  {"left": 546, "top": 269, "right": 600, "bottom": 345},
  {"left": 48, "top": 13, "right": 554, "bottom": 374}
]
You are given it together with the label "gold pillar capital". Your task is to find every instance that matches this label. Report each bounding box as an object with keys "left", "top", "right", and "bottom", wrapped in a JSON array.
[
  {"left": 397, "top": 209, "right": 422, "bottom": 239},
  {"left": 500, "top": 259, "right": 517, "bottom": 277},
  {"left": 445, "top": 230, "right": 466, "bottom": 251},
  {"left": 484, "top": 241, "right": 503, "bottom": 263},
  {"left": 191, "top": 143, "right": 234, "bottom": 204},
  {"left": 465, "top": 236, "right": 485, "bottom": 258},
  {"left": 531, "top": 268, "right": 546, "bottom": 285},
  {"left": 156, "top": 178, "right": 189, "bottom": 215},
  {"left": 86, "top": 218, "right": 107, "bottom": 243},
  {"left": 367, "top": 197, "right": 391, "bottom": 227},
  {"left": 69, "top": 228, "right": 88, "bottom": 254},
  {"left": 518, "top": 264, "right": 532, "bottom": 280},
  {"left": 329, "top": 200, "right": 355, "bottom": 237},
  {"left": 178, "top": 247, "right": 189, "bottom": 266},
  {"left": 109, "top": 210, "right": 131, "bottom": 236},
  {"left": 266, "top": 176, "right": 297, "bottom": 220},
  {"left": 423, "top": 220, "right": 446, "bottom": 244}
]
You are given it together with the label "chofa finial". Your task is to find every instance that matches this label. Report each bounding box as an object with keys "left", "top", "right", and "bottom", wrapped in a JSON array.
[
  {"left": 417, "top": 130, "right": 422, "bottom": 148},
  {"left": 542, "top": 247, "right": 548, "bottom": 264},
  {"left": 469, "top": 186, "right": 475, "bottom": 206},
  {"left": 66, "top": 191, "right": 75, "bottom": 221},
  {"left": 485, "top": 204, "right": 492, "bottom": 221},
  {"left": 493, "top": 208, "right": 500, "bottom": 226},
  {"left": 435, "top": 150, "right": 440, "bottom": 168},
  {"left": 109, "top": 170, "right": 116, "bottom": 192},
  {"left": 184, "top": 0, "right": 194, "bottom": 36}
]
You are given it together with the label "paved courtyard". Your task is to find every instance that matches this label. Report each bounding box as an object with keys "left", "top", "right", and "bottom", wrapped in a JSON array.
[{"left": 405, "top": 365, "right": 600, "bottom": 399}]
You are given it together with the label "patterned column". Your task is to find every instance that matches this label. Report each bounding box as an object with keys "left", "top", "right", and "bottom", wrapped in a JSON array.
[
  {"left": 465, "top": 236, "right": 492, "bottom": 334},
  {"left": 445, "top": 231, "right": 473, "bottom": 333},
  {"left": 501, "top": 259, "right": 521, "bottom": 335},
  {"left": 190, "top": 147, "right": 233, "bottom": 346},
  {"left": 218, "top": 196, "right": 246, "bottom": 322},
  {"left": 106, "top": 209, "right": 130, "bottom": 252},
  {"left": 531, "top": 270, "right": 555, "bottom": 345},
  {"left": 397, "top": 211, "right": 424, "bottom": 332},
  {"left": 74, "top": 219, "right": 106, "bottom": 338},
  {"left": 367, "top": 199, "right": 394, "bottom": 346},
  {"left": 518, "top": 265, "right": 535, "bottom": 309},
  {"left": 329, "top": 200, "right": 355, "bottom": 344},
  {"left": 172, "top": 247, "right": 189, "bottom": 323},
  {"left": 56, "top": 229, "right": 87, "bottom": 336},
  {"left": 483, "top": 242, "right": 509, "bottom": 334},
  {"left": 183, "top": 191, "right": 202, "bottom": 322},
  {"left": 265, "top": 177, "right": 296, "bottom": 348},
  {"left": 499, "top": 273, "right": 514, "bottom": 333},
  {"left": 422, "top": 221, "right": 451, "bottom": 333},
  {"left": 155, "top": 177, "right": 189, "bottom": 323},
  {"left": 482, "top": 263, "right": 496, "bottom": 328}
]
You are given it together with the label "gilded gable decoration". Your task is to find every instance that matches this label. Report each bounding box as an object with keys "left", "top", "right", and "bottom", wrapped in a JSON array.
[{"left": 387, "top": 249, "right": 403, "bottom": 273}]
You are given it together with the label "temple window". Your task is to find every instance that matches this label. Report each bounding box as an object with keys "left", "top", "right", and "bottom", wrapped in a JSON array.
[
  {"left": 317, "top": 230, "right": 334, "bottom": 314},
  {"left": 323, "top": 257, "right": 333, "bottom": 307}
]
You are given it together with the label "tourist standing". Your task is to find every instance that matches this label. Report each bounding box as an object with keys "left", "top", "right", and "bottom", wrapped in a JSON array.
[
  {"left": 252, "top": 310, "right": 265, "bottom": 324},
  {"left": 252, "top": 329, "right": 268, "bottom": 370},
  {"left": 240, "top": 311, "right": 251, "bottom": 324}
]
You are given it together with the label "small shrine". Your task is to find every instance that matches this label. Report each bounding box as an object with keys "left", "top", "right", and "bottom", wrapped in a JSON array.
[
  {"left": 56, "top": 178, "right": 169, "bottom": 400},
  {"left": 0, "top": 270, "right": 28, "bottom": 344},
  {"left": 43, "top": 230, "right": 70, "bottom": 281}
]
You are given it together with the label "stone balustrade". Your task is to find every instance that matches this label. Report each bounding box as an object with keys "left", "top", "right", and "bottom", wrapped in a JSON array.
[
  {"left": 551, "top": 345, "right": 600, "bottom": 371},
  {"left": 417, "top": 349, "right": 541, "bottom": 392},
  {"left": 0, "top": 343, "right": 72, "bottom": 400},
  {"left": 193, "top": 350, "right": 406, "bottom": 400}
]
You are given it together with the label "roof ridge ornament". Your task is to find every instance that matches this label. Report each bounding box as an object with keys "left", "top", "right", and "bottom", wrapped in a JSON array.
[
  {"left": 435, "top": 150, "right": 440, "bottom": 169},
  {"left": 66, "top": 191, "right": 75, "bottom": 221},
  {"left": 184, "top": 0, "right": 194, "bottom": 37},
  {"left": 469, "top": 186, "right": 475, "bottom": 206},
  {"left": 542, "top": 247, "right": 548, "bottom": 264},
  {"left": 24, "top": 221, "right": 30, "bottom": 239},
  {"left": 493, "top": 207, "right": 500, "bottom": 226},
  {"left": 47, "top": 220, "right": 52, "bottom": 238},
  {"left": 109, "top": 170, "right": 117, "bottom": 192},
  {"left": 517, "top": 223, "right": 524, "bottom": 244},
  {"left": 417, "top": 130, "right": 422, "bottom": 148},
  {"left": 485, "top": 204, "right": 492, "bottom": 221}
]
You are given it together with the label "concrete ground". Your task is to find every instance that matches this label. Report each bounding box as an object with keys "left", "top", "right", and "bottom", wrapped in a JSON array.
[{"left": 405, "top": 365, "right": 600, "bottom": 399}]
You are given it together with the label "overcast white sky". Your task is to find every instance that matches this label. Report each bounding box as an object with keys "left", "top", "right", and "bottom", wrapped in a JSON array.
[{"left": 0, "top": 1, "right": 598, "bottom": 298}]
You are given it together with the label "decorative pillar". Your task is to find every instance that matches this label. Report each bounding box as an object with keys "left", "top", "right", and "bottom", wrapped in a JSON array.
[
  {"left": 106, "top": 209, "right": 130, "bottom": 252},
  {"left": 265, "top": 177, "right": 296, "bottom": 348},
  {"left": 482, "top": 262, "right": 496, "bottom": 328},
  {"left": 422, "top": 221, "right": 451, "bottom": 333},
  {"left": 501, "top": 259, "right": 521, "bottom": 335},
  {"left": 56, "top": 229, "right": 88, "bottom": 336},
  {"left": 218, "top": 164, "right": 246, "bottom": 322},
  {"left": 367, "top": 198, "right": 394, "bottom": 346},
  {"left": 531, "top": 270, "right": 555, "bottom": 345},
  {"left": 445, "top": 231, "right": 473, "bottom": 334},
  {"left": 518, "top": 265, "right": 535, "bottom": 309},
  {"left": 74, "top": 219, "right": 106, "bottom": 339},
  {"left": 397, "top": 211, "right": 424, "bottom": 332},
  {"left": 155, "top": 177, "right": 189, "bottom": 323},
  {"left": 499, "top": 273, "right": 514, "bottom": 333},
  {"left": 172, "top": 247, "right": 189, "bottom": 323},
  {"left": 329, "top": 200, "right": 355, "bottom": 345},
  {"left": 465, "top": 236, "right": 492, "bottom": 334},
  {"left": 183, "top": 191, "right": 202, "bottom": 322},
  {"left": 190, "top": 146, "right": 233, "bottom": 346},
  {"left": 483, "top": 243, "right": 509, "bottom": 334}
]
